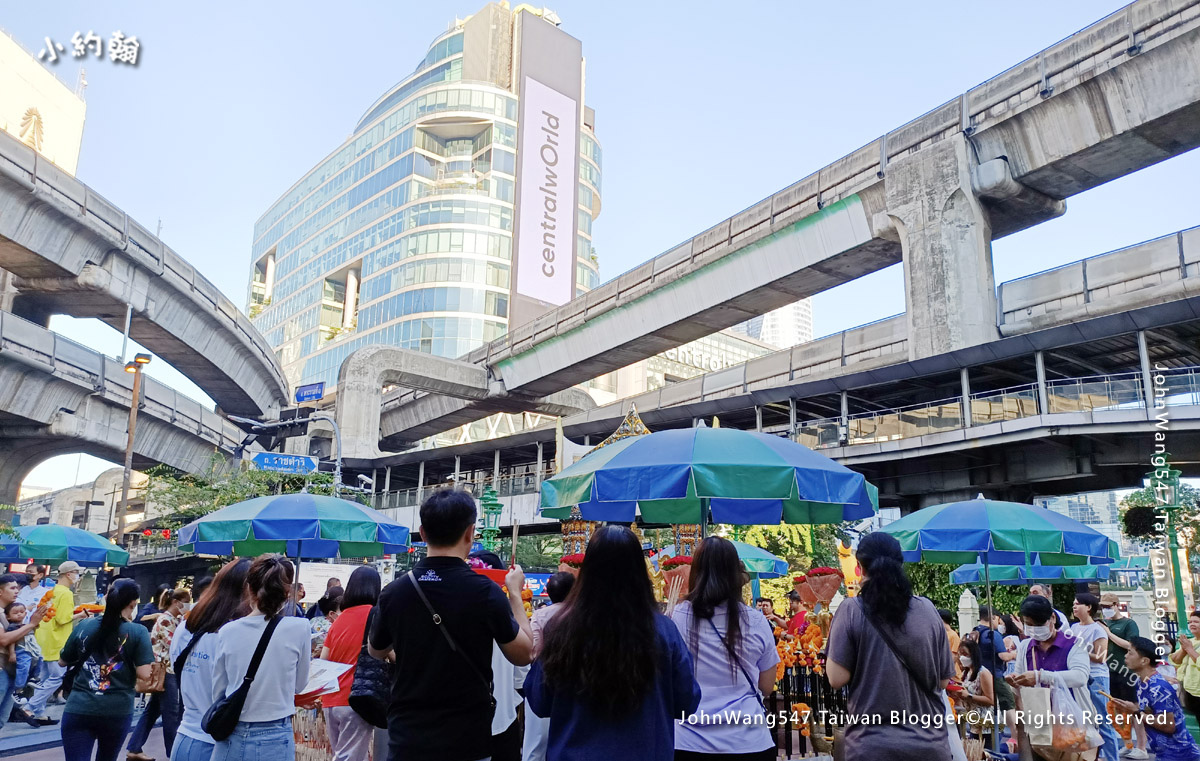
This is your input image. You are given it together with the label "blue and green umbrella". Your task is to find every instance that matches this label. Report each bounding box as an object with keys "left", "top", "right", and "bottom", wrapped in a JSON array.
[
  {"left": 177, "top": 493, "right": 410, "bottom": 558},
  {"left": 540, "top": 427, "right": 877, "bottom": 525},
  {"left": 0, "top": 524, "right": 129, "bottom": 567},
  {"left": 879, "top": 496, "right": 1119, "bottom": 566},
  {"left": 950, "top": 560, "right": 1112, "bottom": 586}
]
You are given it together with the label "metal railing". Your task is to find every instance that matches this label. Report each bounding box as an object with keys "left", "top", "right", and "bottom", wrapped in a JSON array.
[
  {"left": 793, "top": 367, "right": 1199, "bottom": 451},
  {"left": 971, "top": 383, "right": 1039, "bottom": 425},
  {"left": 1046, "top": 372, "right": 1144, "bottom": 413},
  {"left": 371, "top": 467, "right": 556, "bottom": 512}
]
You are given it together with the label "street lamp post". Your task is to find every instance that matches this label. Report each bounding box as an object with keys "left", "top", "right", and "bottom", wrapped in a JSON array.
[
  {"left": 479, "top": 486, "right": 502, "bottom": 551},
  {"left": 117, "top": 353, "right": 151, "bottom": 547},
  {"left": 1149, "top": 463, "right": 1189, "bottom": 626}
]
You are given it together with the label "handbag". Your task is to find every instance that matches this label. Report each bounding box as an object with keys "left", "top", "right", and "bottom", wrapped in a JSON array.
[
  {"left": 136, "top": 660, "right": 167, "bottom": 694},
  {"left": 707, "top": 618, "right": 766, "bottom": 712},
  {"left": 406, "top": 570, "right": 496, "bottom": 719},
  {"left": 202, "top": 616, "right": 281, "bottom": 742},
  {"left": 349, "top": 607, "right": 394, "bottom": 728}
]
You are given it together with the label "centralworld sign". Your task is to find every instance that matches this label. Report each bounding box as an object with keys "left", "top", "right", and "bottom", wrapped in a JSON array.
[{"left": 514, "top": 76, "right": 578, "bottom": 307}]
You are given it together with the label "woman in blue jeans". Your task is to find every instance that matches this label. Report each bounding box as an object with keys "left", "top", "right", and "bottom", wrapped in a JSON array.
[
  {"left": 209, "top": 555, "right": 311, "bottom": 761},
  {"left": 59, "top": 579, "right": 153, "bottom": 761}
]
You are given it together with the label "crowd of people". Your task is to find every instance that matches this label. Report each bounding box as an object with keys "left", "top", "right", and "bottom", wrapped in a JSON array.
[{"left": 9, "top": 491, "right": 1200, "bottom": 761}]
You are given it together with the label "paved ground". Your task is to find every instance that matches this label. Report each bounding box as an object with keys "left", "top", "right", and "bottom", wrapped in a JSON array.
[{"left": 0, "top": 702, "right": 167, "bottom": 760}]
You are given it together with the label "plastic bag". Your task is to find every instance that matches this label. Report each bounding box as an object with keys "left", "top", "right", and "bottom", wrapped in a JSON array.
[{"left": 1047, "top": 682, "right": 1101, "bottom": 752}]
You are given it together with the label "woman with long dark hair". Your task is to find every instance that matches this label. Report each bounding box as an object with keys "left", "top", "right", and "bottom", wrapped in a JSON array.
[
  {"left": 671, "top": 536, "right": 778, "bottom": 760},
  {"left": 320, "top": 566, "right": 384, "bottom": 761},
  {"left": 126, "top": 588, "right": 192, "bottom": 760},
  {"left": 827, "top": 532, "right": 955, "bottom": 760},
  {"left": 210, "top": 555, "right": 311, "bottom": 761},
  {"left": 169, "top": 557, "right": 252, "bottom": 761},
  {"left": 58, "top": 579, "right": 153, "bottom": 761},
  {"left": 525, "top": 525, "right": 700, "bottom": 761}
]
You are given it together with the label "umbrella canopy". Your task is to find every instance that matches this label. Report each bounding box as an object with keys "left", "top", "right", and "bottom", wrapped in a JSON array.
[
  {"left": 540, "top": 427, "right": 877, "bottom": 525},
  {"left": 880, "top": 496, "right": 1119, "bottom": 566},
  {"left": 1110, "top": 556, "right": 1150, "bottom": 572},
  {"left": 177, "top": 493, "right": 410, "bottom": 558},
  {"left": 950, "top": 561, "right": 1112, "bottom": 586},
  {"left": 660, "top": 540, "right": 789, "bottom": 579},
  {"left": 0, "top": 525, "right": 129, "bottom": 567}
]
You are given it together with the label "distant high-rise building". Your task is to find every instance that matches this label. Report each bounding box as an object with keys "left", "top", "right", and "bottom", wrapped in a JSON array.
[
  {"left": 249, "top": 4, "right": 601, "bottom": 389},
  {"left": 731, "top": 299, "right": 814, "bottom": 350},
  {"left": 1038, "top": 490, "right": 1137, "bottom": 557},
  {"left": 0, "top": 30, "right": 86, "bottom": 176}
]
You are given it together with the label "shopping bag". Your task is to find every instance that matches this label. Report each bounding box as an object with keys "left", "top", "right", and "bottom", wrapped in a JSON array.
[
  {"left": 1021, "top": 684, "right": 1054, "bottom": 746},
  {"left": 1045, "top": 682, "right": 1098, "bottom": 753}
]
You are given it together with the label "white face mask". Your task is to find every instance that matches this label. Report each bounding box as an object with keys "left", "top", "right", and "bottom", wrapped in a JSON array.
[
  {"left": 1027, "top": 624, "right": 1054, "bottom": 642},
  {"left": 1102, "top": 608, "right": 1116, "bottom": 620},
  {"left": 959, "top": 655, "right": 973, "bottom": 667}
]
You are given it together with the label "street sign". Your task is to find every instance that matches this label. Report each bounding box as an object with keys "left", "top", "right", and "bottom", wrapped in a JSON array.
[
  {"left": 295, "top": 382, "right": 325, "bottom": 403},
  {"left": 251, "top": 452, "right": 318, "bottom": 474}
]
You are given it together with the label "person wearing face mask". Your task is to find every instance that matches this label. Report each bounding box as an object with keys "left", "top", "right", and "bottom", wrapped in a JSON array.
[
  {"left": 1028, "top": 584, "right": 1070, "bottom": 630},
  {"left": 126, "top": 587, "right": 192, "bottom": 761},
  {"left": 1071, "top": 593, "right": 1121, "bottom": 761},
  {"left": 26, "top": 561, "right": 88, "bottom": 726},
  {"left": 952, "top": 639, "right": 997, "bottom": 725},
  {"left": 1007, "top": 594, "right": 1098, "bottom": 755}
]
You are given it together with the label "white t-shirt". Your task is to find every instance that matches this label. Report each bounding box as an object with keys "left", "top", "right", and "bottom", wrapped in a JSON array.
[
  {"left": 1069, "top": 621, "right": 1110, "bottom": 678},
  {"left": 170, "top": 620, "right": 220, "bottom": 743},
  {"left": 212, "top": 614, "right": 311, "bottom": 723}
]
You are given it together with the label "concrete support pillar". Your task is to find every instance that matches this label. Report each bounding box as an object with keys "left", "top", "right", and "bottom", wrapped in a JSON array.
[
  {"left": 343, "top": 269, "right": 359, "bottom": 329},
  {"left": 1129, "top": 588, "right": 1153, "bottom": 637},
  {"left": 886, "top": 134, "right": 998, "bottom": 360},
  {"left": 384, "top": 466, "right": 391, "bottom": 493},
  {"left": 416, "top": 461, "right": 425, "bottom": 504},
  {"left": 754, "top": 406, "right": 763, "bottom": 432},
  {"left": 1035, "top": 351, "right": 1050, "bottom": 415},
  {"left": 453, "top": 455, "right": 461, "bottom": 484},
  {"left": 263, "top": 253, "right": 276, "bottom": 301},
  {"left": 788, "top": 398, "right": 797, "bottom": 437},
  {"left": 535, "top": 442, "right": 544, "bottom": 490},
  {"left": 371, "top": 468, "right": 378, "bottom": 494},
  {"left": 839, "top": 391, "right": 849, "bottom": 444},
  {"left": 1137, "top": 330, "right": 1155, "bottom": 419},
  {"left": 961, "top": 367, "right": 973, "bottom": 427},
  {"left": 493, "top": 449, "right": 500, "bottom": 487}
]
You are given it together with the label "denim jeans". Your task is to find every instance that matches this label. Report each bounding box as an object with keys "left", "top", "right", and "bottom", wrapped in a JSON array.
[
  {"left": 210, "top": 718, "right": 294, "bottom": 761},
  {"left": 0, "top": 668, "right": 15, "bottom": 737},
  {"left": 61, "top": 711, "right": 133, "bottom": 761},
  {"left": 27, "top": 659, "right": 66, "bottom": 717},
  {"left": 127, "top": 673, "right": 182, "bottom": 755},
  {"left": 171, "top": 733, "right": 216, "bottom": 761},
  {"left": 1087, "top": 674, "right": 1120, "bottom": 761},
  {"left": 14, "top": 650, "right": 38, "bottom": 688}
]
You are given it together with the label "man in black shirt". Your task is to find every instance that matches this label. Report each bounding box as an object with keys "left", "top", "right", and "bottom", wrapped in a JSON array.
[{"left": 370, "top": 489, "right": 533, "bottom": 761}]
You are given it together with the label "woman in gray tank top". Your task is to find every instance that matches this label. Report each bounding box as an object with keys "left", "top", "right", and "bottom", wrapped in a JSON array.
[{"left": 827, "top": 532, "right": 956, "bottom": 760}]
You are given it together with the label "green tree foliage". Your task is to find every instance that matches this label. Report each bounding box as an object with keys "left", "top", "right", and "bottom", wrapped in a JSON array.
[
  {"left": 144, "top": 455, "right": 341, "bottom": 537},
  {"left": 494, "top": 533, "right": 564, "bottom": 573},
  {"left": 904, "top": 560, "right": 1031, "bottom": 616},
  {"left": 1120, "top": 483, "right": 1199, "bottom": 554},
  {"left": 733, "top": 522, "right": 853, "bottom": 611}
]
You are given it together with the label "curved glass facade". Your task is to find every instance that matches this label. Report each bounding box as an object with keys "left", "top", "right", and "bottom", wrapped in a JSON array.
[{"left": 248, "top": 7, "right": 600, "bottom": 390}]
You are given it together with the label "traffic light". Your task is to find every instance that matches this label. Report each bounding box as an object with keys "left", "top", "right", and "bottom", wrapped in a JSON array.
[{"left": 254, "top": 407, "right": 313, "bottom": 451}]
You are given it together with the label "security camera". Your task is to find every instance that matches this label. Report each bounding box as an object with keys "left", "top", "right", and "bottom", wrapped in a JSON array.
[{"left": 357, "top": 474, "right": 374, "bottom": 487}]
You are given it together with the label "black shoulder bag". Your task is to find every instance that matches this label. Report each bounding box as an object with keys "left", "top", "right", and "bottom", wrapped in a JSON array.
[
  {"left": 349, "top": 606, "right": 394, "bottom": 728},
  {"left": 708, "top": 618, "right": 767, "bottom": 712},
  {"left": 202, "top": 616, "right": 281, "bottom": 741},
  {"left": 406, "top": 570, "right": 496, "bottom": 719},
  {"left": 859, "top": 608, "right": 944, "bottom": 707},
  {"left": 173, "top": 630, "right": 203, "bottom": 679}
]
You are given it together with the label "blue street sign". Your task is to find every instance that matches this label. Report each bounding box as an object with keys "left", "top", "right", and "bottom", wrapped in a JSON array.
[
  {"left": 295, "top": 382, "right": 325, "bottom": 403},
  {"left": 251, "top": 452, "right": 318, "bottom": 474}
]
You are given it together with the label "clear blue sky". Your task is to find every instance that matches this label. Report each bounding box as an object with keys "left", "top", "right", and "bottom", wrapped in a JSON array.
[{"left": 7, "top": 1, "right": 1198, "bottom": 489}]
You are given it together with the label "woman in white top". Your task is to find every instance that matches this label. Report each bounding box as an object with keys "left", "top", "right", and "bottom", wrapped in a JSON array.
[
  {"left": 1069, "top": 592, "right": 1120, "bottom": 761},
  {"left": 209, "top": 555, "right": 311, "bottom": 761},
  {"left": 169, "top": 557, "right": 251, "bottom": 761},
  {"left": 671, "top": 536, "right": 779, "bottom": 761}
]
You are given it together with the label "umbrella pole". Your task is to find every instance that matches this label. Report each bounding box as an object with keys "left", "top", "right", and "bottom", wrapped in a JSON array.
[
  {"left": 984, "top": 558, "right": 999, "bottom": 754},
  {"left": 700, "top": 498, "right": 708, "bottom": 540}
]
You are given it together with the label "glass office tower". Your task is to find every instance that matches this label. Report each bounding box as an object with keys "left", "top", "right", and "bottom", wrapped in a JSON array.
[{"left": 249, "top": 3, "right": 600, "bottom": 390}]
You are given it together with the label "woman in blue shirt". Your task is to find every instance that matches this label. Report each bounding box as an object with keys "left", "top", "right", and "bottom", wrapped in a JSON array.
[{"left": 525, "top": 526, "right": 701, "bottom": 761}]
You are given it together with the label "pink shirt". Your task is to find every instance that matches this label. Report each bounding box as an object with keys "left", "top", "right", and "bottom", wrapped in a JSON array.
[{"left": 530, "top": 603, "right": 563, "bottom": 657}]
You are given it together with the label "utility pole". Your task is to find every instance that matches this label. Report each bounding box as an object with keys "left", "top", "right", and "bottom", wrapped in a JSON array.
[{"left": 117, "top": 354, "right": 151, "bottom": 546}]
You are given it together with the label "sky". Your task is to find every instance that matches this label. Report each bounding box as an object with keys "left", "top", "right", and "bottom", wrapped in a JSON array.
[{"left": 6, "top": 1, "right": 1199, "bottom": 491}]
